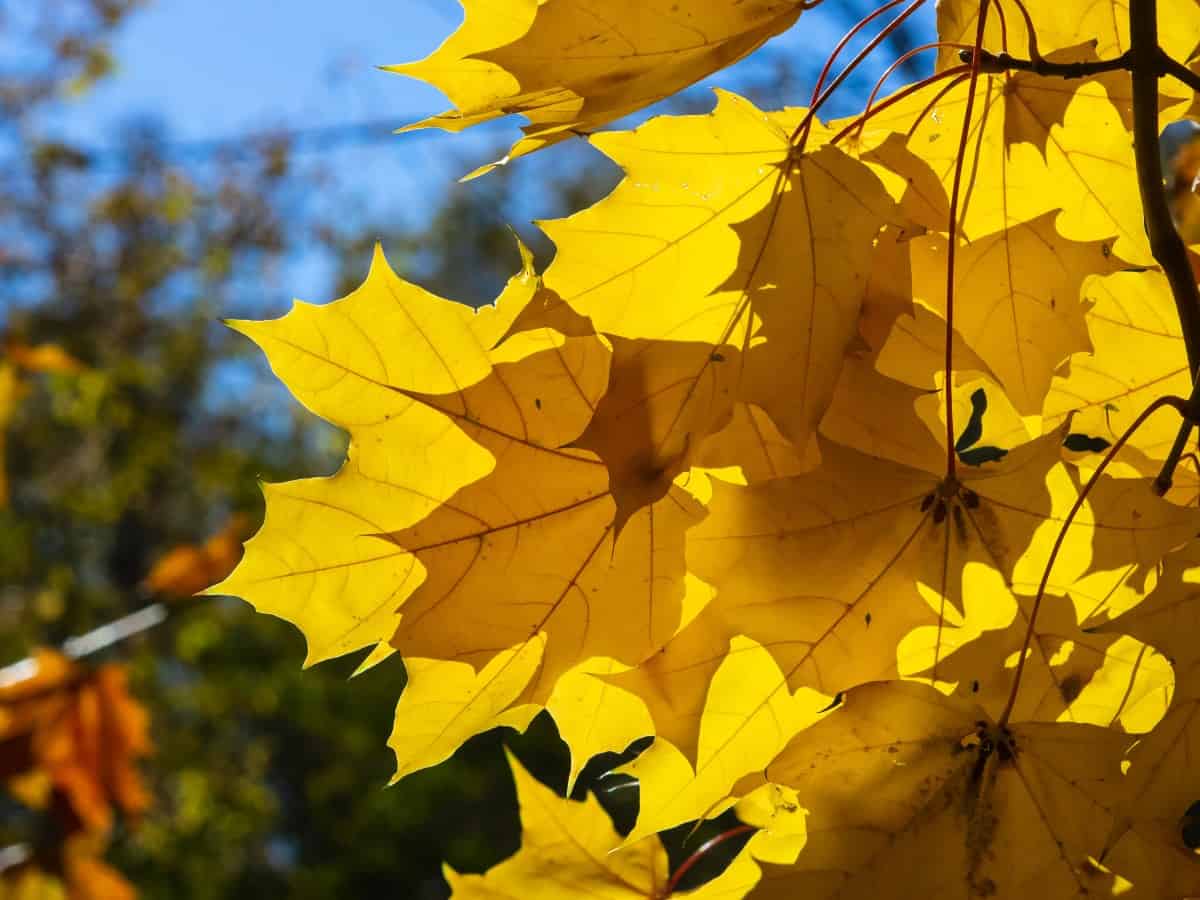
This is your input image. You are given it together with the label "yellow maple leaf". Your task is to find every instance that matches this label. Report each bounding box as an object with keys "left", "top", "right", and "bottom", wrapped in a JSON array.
[
  {"left": 750, "top": 681, "right": 1131, "bottom": 899},
  {"left": 572, "top": 337, "right": 739, "bottom": 529},
  {"left": 612, "top": 441, "right": 942, "bottom": 761},
  {"left": 545, "top": 658, "right": 654, "bottom": 794},
  {"left": 908, "top": 589, "right": 1174, "bottom": 730},
  {"left": 696, "top": 402, "right": 815, "bottom": 485},
  {"left": 618, "top": 413, "right": 1197, "bottom": 760},
  {"left": 817, "top": 354, "right": 950, "bottom": 474},
  {"left": 619, "top": 635, "right": 828, "bottom": 843},
  {"left": 1090, "top": 544, "right": 1200, "bottom": 897},
  {"left": 936, "top": 0, "right": 1200, "bottom": 88},
  {"left": 733, "top": 783, "right": 807, "bottom": 866},
  {"left": 851, "top": 75, "right": 1151, "bottom": 265},
  {"left": 218, "top": 244, "right": 715, "bottom": 781},
  {"left": 387, "top": 651, "right": 653, "bottom": 791},
  {"left": 543, "top": 90, "right": 899, "bottom": 463},
  {"left": 1043, "top": 269, "right": 1191, "bottom": 482},
  {"left": 390, "top": 0, "right": 808, "bottom": 175},
  {"left": 445, "top": 750, "right": 669, "bottom": 899},
  {"left": 210, "top": 244, "right": 598, "bottom": 666},
  {"left": 387, "top": 645, "right": 544, "bottom": 783},
  {"left": 376, "top": 383, "right": 704, "bottom": 699},
  {"left": 909, "top": 211, "right": 1127, "bottom": 413}
]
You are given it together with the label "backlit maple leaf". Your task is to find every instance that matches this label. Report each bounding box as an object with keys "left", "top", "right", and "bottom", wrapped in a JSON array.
[{"left": 390, "top": 0, "right": 809, "bottom": 175}]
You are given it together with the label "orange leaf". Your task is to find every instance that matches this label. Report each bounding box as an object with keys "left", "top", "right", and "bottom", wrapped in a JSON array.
[
  {"left": 0, "top": 651, "right": 151, "bottom": 832},
  {"left": 143, "top": 514, "right": 251, "bottom": 596}
]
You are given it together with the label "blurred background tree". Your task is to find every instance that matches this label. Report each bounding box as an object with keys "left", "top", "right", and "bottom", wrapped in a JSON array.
[{"left": 0, "top": 2, "right": 928, "bottom": 897}]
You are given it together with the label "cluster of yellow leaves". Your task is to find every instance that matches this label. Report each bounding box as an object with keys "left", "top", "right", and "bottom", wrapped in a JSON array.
[
  {"left": 0, "top": 651, "right": 151, "bottom": 900},
  {"left": 216, "top": 0, "right": 1200, "bottom": 895},
  {"left": 445, "top": 750, "right": 769, "bottom": 899}
]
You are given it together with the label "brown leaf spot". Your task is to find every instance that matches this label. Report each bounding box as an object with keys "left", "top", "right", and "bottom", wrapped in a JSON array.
[{"left": 1058, "top": 673, "right": 1084, "bottom": 705}]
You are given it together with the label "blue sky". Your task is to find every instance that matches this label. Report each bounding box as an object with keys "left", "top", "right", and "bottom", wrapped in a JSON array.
[
  {"left": 76, "top": 1, "right": 456, "bottom": 142},
  {"left": 55, "top": 1, "right": 937, "bottom": 221},
  {"left": 27, "top": 0, "right": 939, "bottom": 463},
  {"left": 34, "top": 0, "right": 938, "bottom": 321},
  {"left": 53, "top": 0, "right": 491, "bottom": 227}
]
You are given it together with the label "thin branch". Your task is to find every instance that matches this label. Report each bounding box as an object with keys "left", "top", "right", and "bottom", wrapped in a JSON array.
[
  {"left": 861, "top": 42, "right": 974, "bottom": 117},
  {"left": 830, "top": 66, "right": 970, "bottom": 145},
  {"left": 793, "top": 0, "right": 929, "bottom": 148},
  {"left": 1155, "top": 381, "right": 1198, "bottom": 494},
  {"left": 807, "top": 0, "right": 909, "bottom": 108},
  {"left": 0, "top": 844, "right": 30, "bottom": 873},
  {"left": 943, "top": 0, "right": 993, "bottom": 479},
  {"left": 1160, "top": 49, "right": 1200, "bottom": 94},
  {"left": 1181, "top": 452, "right": 1200, "bottom": 505},
  {"left": 997, "top": 394, "right": 1187, "bottom": 727},
  {"left": 1129, "top": 0, "right": 1200, "bottom": 491},
  {"left": 662, "top": 825, "right": 755, "bottom": 897},
  {"left": 1131, "top": 0, "right": 1200, "bottom": 374},
  {"left": 61, "top": 602, "right": 169, "bottom": 659},
  {"left": 0, "top": 601, "right": 173, "bottom": 690},
  {"left": 960, "top": 47, "right": 1133, "bottom": 78},
  {"left": 1003, "top": 0, "right": 1041, "bottom": 60}
]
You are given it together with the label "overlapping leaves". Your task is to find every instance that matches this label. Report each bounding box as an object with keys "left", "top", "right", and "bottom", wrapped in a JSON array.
[
  {"left": 390, "top": 0, "right": 810, "bottom": 175},
  {"left": 217, "top": 0, "right": 1200, "bottom": 895}
]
